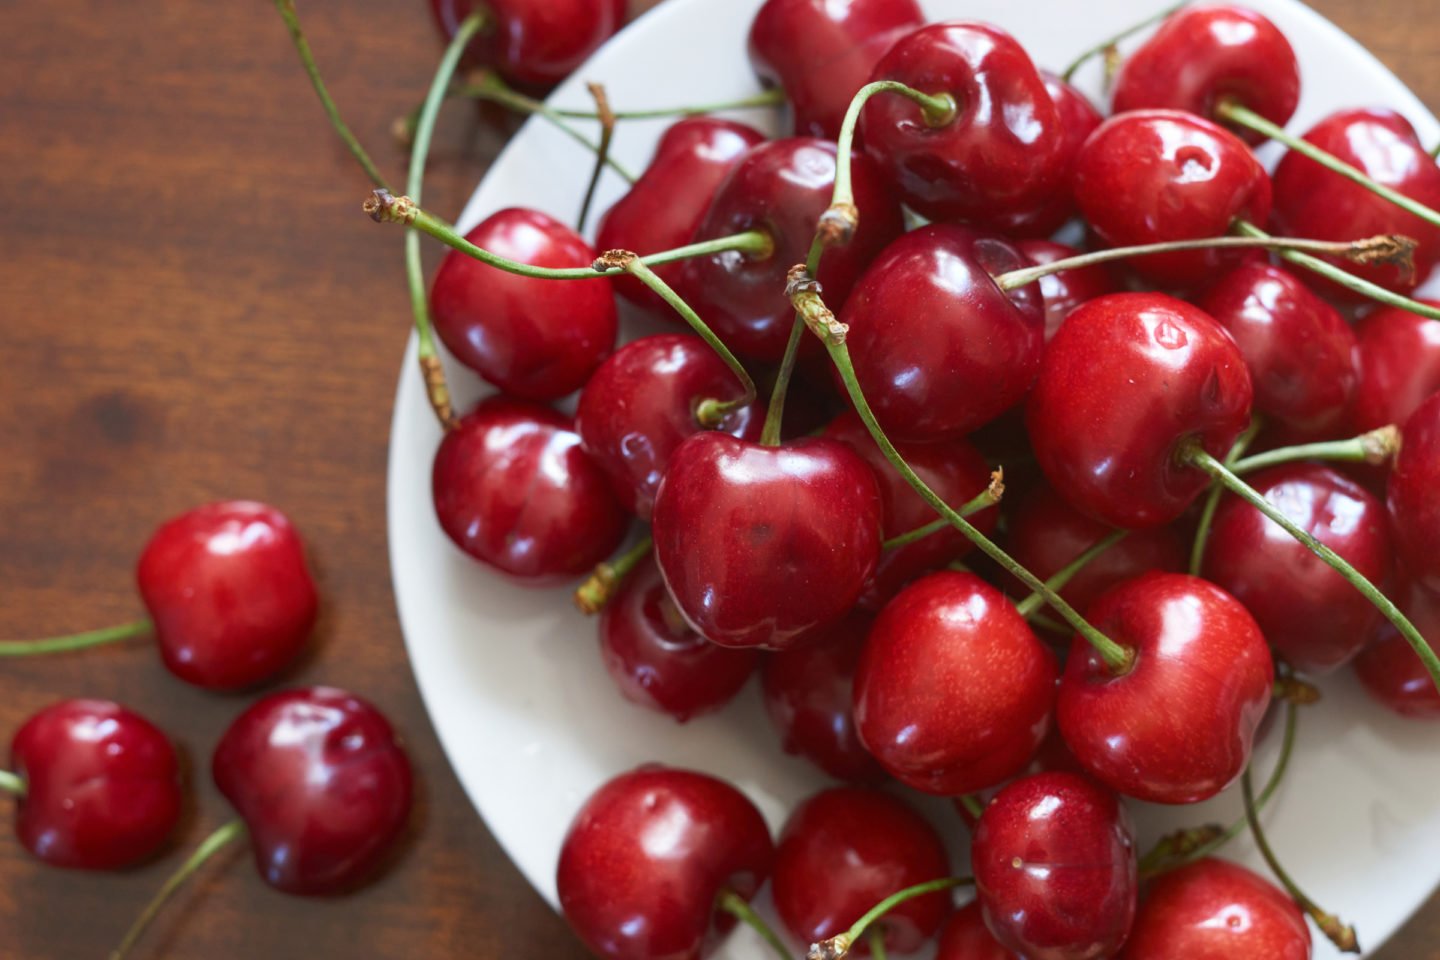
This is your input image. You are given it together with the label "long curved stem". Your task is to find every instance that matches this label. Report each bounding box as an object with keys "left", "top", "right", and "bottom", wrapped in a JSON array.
[
  {"left": 574, "top": 535, "right": 654, "bottom": 615},
  {"left": 0, "top": 770, "right": 25, "bottom": 797},
  {"left": 1014, "top": 531, "right": 1127, "bottom": 620},
  {"left": 1060, "top": 2, "right": 1186, "bottom": 82},
  {"left": 1189, "top": 417, "right": 1263, "bottom": 575},
  {"left": 461, "top": 80, "right": 786, "bottom": 121},
  {"left": 0, "top": 619, "right": 152, "bottom": 658},
  {"left": 811, "top": 878, "right": 973, "bottom": 960},
  {"left": 717, "top": 890, "right": 793, "bottom": 960},
  {"left": 882, "top": 480, "right": 1003, "bottom": 552},
  {"left": 1231, "top": 425, "right": 1400, "bottom": 476},
  {"left": 577, "top": 82, "right": 616, "bottom": 233}
]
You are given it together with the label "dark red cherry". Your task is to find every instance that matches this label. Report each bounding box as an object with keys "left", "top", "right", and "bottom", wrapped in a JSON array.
[
  {"left": 772, "top": 787, "right": 950, "bottom": 955},
  {"left": 761, "top": 613, "right": 886, "bottom": 783},
  {"left": 1354, "top": 575, "right": 1440, "bottom": 719},
  {"left": 596, "top": 118, "right": 765, "bottom": 319},
  {"left": 679, "top": 138, "right": 904, "bottom": 362},
  {"left": 1198, "top": 262, "right": 1359, "bottom": 437},
  {"left": 430, "top": 208, "right": 617, "bottom": 400},
  {"left": 840, "top": 224, "right": 1045, "bottom": 443},
  {"left": 1204, "top": 464, "right": 1391, "bottom": 673},
  {"left": 1389, "top": 391, "right": 1440, "bottom": 591},
  {"left": 972, "top": 772, "right": 1137, "bottom": 960},
  {"left": 9, "top": 700, "right": 181, "bottom": 870},
  {"left": 1072, "top": 110, "right": 1272, "bottom": 288},
  {"left": 991, "top": 73, "right": 1105, "bottom": 239},
  {"left": 428, "top": 0, "right": 626, "bottom": 88},
  {"left": 937, "top": 902, "right": 1019, "bottom": 960},
  {"left": 433, "top": 397, "right": 627, "bottom": 583},
  {"left": 1027, "top": 293, "right": 1254, "bottom": 529},
  {"left": 854, "top": 571, "right": 1057, "bottom": 796},
  {"left": 748, "top": 0, "right": 924, "bottom": 139},
  {"left": 1112, "top": 5, "right": 1299, "bottom": 145},
  {"left": 860, "top": 21, "right": 1066, "bottom": 225},
  {"left": 1014, "top": 240, "right": 1119, "bottom": 342},
  {"left": 1058, "top": 573, "right": 1273, "bottom": 804},
  {"left": 599, "top": 556, "right": 758, "bottom": 723},
  {"left": 557, "top": 766, "right": 774, "bottom": 960},
  {"left": 213, "top": 687, "right": 413, "bottom": 895},
  {"left": 137, "top": 500, "right": 318, "bottom": 690},
  {"left": 1271, "top": 108, "right": 1440, "bottom": 298},
  {"left": 1118, "top": 858, "right": 1310, "bottom": 960},
  {"left": 1353, "top": 301, "right": 1440, "bottom": 432},
  {"left": 576, "top": 334, "right": 762, "bottom": 520}
]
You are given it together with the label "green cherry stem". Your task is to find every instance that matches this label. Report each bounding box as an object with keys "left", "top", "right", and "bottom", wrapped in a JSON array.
[
  {"left": 809, "top": 877, "right": 973, "bottom": 960},
  {"left": 1014, "top": 530, "right": 1128, "bottom": 620},
  {"left": 882, "top": 473, "right": 1004, "bottom": 552},
  {"left": 576, "top": 82, "right": 617, "bottom": 233},
  {"left": 1189, "top": 416, "right": 1263, "bottom": 576},
  {"left": 0, "top": 770, "right": 25, "bottom": 797},
  {"left": 759, "top": 234, "right": 826, "bottom": 448},
  {"left": 1231, "top": 425, "right": 1401, "bottom": 475},
  {"left": 574, "top": 534, "right": 654, "bottom": 615},
  {"left": 1029, "top": 611, "right": 1071, "bottom": 635},
  {"left": 0, "top": 619, "right": 153, "bottom": 658},
  {"left": 1059, "top": 1, "right": 1187, "bottom": 82},
  {"left": 717, "top": 889, "right": 793, "bottom": 960},
  {"left": 958, "top": 794, "right": 985, "bottom": 821},
  {"left": 866, "top": 928, "right": 889, "bottom": 960}
]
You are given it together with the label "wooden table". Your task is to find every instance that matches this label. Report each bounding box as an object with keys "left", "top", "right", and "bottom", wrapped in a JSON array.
[{"left": 2, "top": 1, "right": 1437, "bottom": 957}]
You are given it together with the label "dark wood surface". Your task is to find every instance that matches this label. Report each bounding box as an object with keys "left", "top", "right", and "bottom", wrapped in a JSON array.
[{"left": 2, "top": 1, "right": 1438, "bottom": 957}]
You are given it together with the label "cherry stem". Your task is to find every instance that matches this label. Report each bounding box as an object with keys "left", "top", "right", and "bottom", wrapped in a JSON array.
[
  {"left": 1014, "top": 530, "right": 1128, "bottom": 620},
  {"left": 809, "top": 877, "right": 973, "bottom": 960},
  {"left": 1232, "top": 425, "right": 1401, "bottom": 475},
  {"left": 760, "top": 234, "right": 825, "bottom": 448},
  {"left": 0, "top": 618, "right": 153, "bottom": 658},
  {"left": 110, "top": 819, "right": 247, "bottom": 960},
  {"left": 1189, "top": 416, "right": 1263, "bottom": 576},
  {"left": 959, "top": 794, "right": 985, "bottom": 821},
  {"left": 1029, "top": 612, "right": 1070, "bottom": 635},
  {"left": 576, "top": 82, "right": 617, "bottom": 234},
  {"left": 882, "top": 471, "right": 1004, "bottom": 552},
  {"left": 574, "top": 534, "right": 654, "bottom": 615},
  {"left": 866, "top": 928, "right": 888, "bottom": 960},
  {"left": 0, "top": 770, "right": 25, "bottom": 797},
  {"left": 1059, "top": 1, "right": 1187, "bottom": 82},
  {"left": 716, "top": 889, "right": 793, "bottom": 960},
  {"left": 1185, "top": 444, "right": 1440, "bottom": 698}
]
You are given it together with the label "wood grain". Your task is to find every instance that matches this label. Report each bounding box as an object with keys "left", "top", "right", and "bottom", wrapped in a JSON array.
[{"left": 0, "top": 1, "right": 1437, "bottom": 957}]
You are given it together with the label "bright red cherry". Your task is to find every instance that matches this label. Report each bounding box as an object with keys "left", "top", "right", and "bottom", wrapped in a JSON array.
[
  {"left": 1389, "top": 391, "right": 1440, "bottom": 592},
  {"left": 137, "top": 500, "right": 317, "bottom": 690},
  {"left": 991, "top": 73, "right": 1104, "bottom": 239},
  {"left": 1027, "top": 293, "right": 1254, "bottom": 529},
  {"left": 748, "top": 0, "right": 924, "bottom": 139},
  {"left": 557, "top": 766, "right": 774, "bottom": 960},
  {"left": 430, "top": 208, "right": 617, "bottom": 400},
  {"left": 1354, "top": 575, "right": 1440, "bottom": 719},
  {"left": 972, "top": 772, "right": 1138, "bottom": 960},
  {"left": 860, "top": 21, "right": 1066, "bottom": 225},
  {"left": 9, "top": 700, "right": 181, "bottom": 870},
  {"left": 596, "top": 118, "right": 765, "bottom": 319},
  {"left": 839, "top": 224, "right": 1045, "bottom": 443},
  {"left": 1353, "top": 301, "right": 1440, "bottom": 432},
  {"left": 433, "top": 397, "right": 627, "bottom": 584},
  {"left": 1204, "top": 464, "right": 1391, "bottom": 674},
  {"left": 936, "top": 902, "right": 1018, "bottom": 960},
  {"left": 1118, "top": 858, "right": 1310, "bottom": 960},
  {"left": 854, "top": 571, "right": 1057, "bottom": 796},
  {"left": 1112, "top": 5, "right": 1300, "bottom": 145},
  {"left": 599, "top": 556, "right": 758, "bottom": 723},
  {"left": 1072, "top": 110, "right": 1272, "bottom": 289},
  {"left": 1014, "top": 239, "right": 1119, "bottom": 342},
  {"left": 428, "top": 0, "right": 626, "bottom": 88},
  {"left": 213, "top": 687, "right": 413, "bottom": 895},
  {"left": 772, "top": 787, "right": 950, "bottom": 955},
  {"left": 1058, "top": 573, "right": 1273, "bottom": 804},
  {"left": 576, "top": 334, "right": 762, "bottom": 520}
]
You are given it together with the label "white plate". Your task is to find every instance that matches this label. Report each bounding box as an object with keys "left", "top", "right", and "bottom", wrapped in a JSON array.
[{"left": 389, "top": 2, "right": 1440, "bottom": 956}]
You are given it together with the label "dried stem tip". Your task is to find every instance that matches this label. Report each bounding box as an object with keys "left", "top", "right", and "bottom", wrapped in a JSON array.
[
  {"left": 786, "top": 265, "right": 848, "bottom": 346},
  {"left": 419, "top": 355, "right": 458, "bottom": 431},
  {"left": 592, "top": 249, "right": 637, "bottom": 272},
  {"left": 1362, "top": 424, "right": 1402, "bottom": 465},
  {"left": 988, "top": 468, "right": 1006, "bottom": 504},
  {"left": 817, "top": 202, "right": 859, "bottom": 247},
  {"left": 1314, "top": 911, "right": 1361, "bottom": 954},
  {"left": 364, "top": 188, "right": 419, "bottom": 224},
  {"left": 573, "top": 565, "right": 619, "bottom": 616},
  {"left": 1347, "top": 234, "right": 1417, "bottom": 277},
  {"left": 1273, "top": 676, "right": 1322, "bottom": 705},
  {"left": 808, "top": 933, "right": 853, "bottom": 960}
]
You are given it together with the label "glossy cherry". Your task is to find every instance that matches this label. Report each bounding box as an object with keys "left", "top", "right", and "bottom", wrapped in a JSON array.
[
  {"left": 1014, "top": 239, "right": 1119, "bottom": 343},
  {"left": 748, "top": 0, "right": 924, "bottom": 139},
  {"left": 137, "top": 500, "right": 318, "bottom": 690},
  {"left": 936, "top": 902, "right": 1018, "bottom": 960},
  {"left": 679, "top": 138, "right": 903, "bottom": 362},
  {"left": 1058, "top": 573, "right": 1273, "bottom": 804},
  {"left": 972, "top": 772, "right": 1138, "bottom": 960},
  {"left": 1389, "top": 391, "right": 1440, "bottom": 591},
  {"left": 772, "top": 787, "right": 950, "bottom": 955},
  {"left": 1072, "top": 110, "right": 1272, "bottom": 288},
  {"left": 1027, "top": 293, "right": 1254, "bottom": 529},
  {"left": 430, "top": 207, "right": 617, "bottom": 400},
  {"left": 213, "top": 687, "right": 413, "bottom": 895},
  {"left": 1354, "top": 575, "right": 1440, "bottom": 719},
  {"left": 428, "top": 0, "right": 626, "bottom": 88},
  {"left": 576, "top": 334, "right": 762, "bottom": 520},
  {"left": 1353, "top": 301, "right": 1440, "bottom": 432},
  {"left": 840, "top": 224, "right": 1046, "bottom": 443},
  {"left": 433, "top": 397, "right": 627, "bottom": 583},
  {"left": 557, "top": 766, "right": 774, "bottom": 960},
  {"left": 1118, "top": 858, "right": 1310, "bottom": 960},
  {"left": 9, "top": 700, "right": 181, "bottom": 870},
  {"left": 596, "top": 118, "right": 765, "bottom": 319},
  {"left": 599, "top": 556, "right": 758, "bottom": 723},
  {"left": 1204, "top": 464, "right": 1391, "bottom": 673},
  {"left": 991, "top": 73, "right": 1104, "bottom": 239},
  {"left": 854, "top": 571, "right": 1057, "bottom": 796}
]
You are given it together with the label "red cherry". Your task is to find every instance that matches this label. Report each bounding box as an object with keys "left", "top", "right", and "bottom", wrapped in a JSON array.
[
  {"left": 761, "top": 613, "right": 886, "bottom": 783},
  {"left": 991, "top": 73, "right": 1104, "bottom": 239},
  {"left": 557, "top": 766, "right": 774, "bottom": 960},
  {"left": 576, "top": 334, "right": 762, "bottom": 520},
  {"left": 747, "top": 0, "right": 924, "bottom": 139},
  {"left": 1389, "top": 391, "right": 1440, "bottom": 592},
  {"left": 212, "top": 687, "right": 413, "bottom": 895},
  {"left": 1027, "top": 293, "right": 1254, "bottom": 529},
  {"left": 1072, "top": 110, "right": 1272, "bottom": 289},
  {"left": 936, "top": 902, "right": 1018, "bottom": 960},
  {"left": 596, "top": 118, "right": 765, "bottom": 319},
  {"left": 432, "top": 397, "right": 627, "bottom": 583},
  {"left": 972, "top": 772, "right": 1138, "bottom": 960},
  {"left": 860, "top": 22, "right": 1066, "bottom": 225},
  {"left": 839, "top": 224, "right": 1045, "bottom": 443},
  {"left": 772, "top": 787, "right": 950, "bottom": 955},
  {"left": 679, "top": 138, "right": 903, "bottom": 362},
  {"left": 1352, "top": 301, "right": 1440, "bottom": 432},
  {"left": 599, "top": 556, "right": 758, "bottom": 723},
  {"left": 1058, "top": 573, "right": 1273, "bottom": 804},
  {"left": 9, "top": 700, "right": 181, "bottom": 871},
  {"left": 651, "top": 433, "right": 882, "bottom": 650},
  {"left": 1354, "top": 575, "right": 1440, "bottom": 719},
  {"left": 428, "top": 0, "right": 626, "bottom": 88},
  {"left": 137, "top": 500, "right": 317, "bottom": 690},
  {"left": 854, "top": 571, "right": 1057, "bottom": 796},
  {"left": 1112, "top": 5, "right": 1299, "bottom": 145},
  {"left": 430, "top": 208, "right": 617, "bottom": 400},
  {"left": 1118, "top": 858, "right": 1310, "bottom": 960},
  {"left": 1204, "top": 464, "right": 1391, "bottom": 674},
  {"left": 1013, "top": 240, "right": 1119, "bottom": 343},
  {"left": 1271, "top": 108, "right": 1440, "bottom": 298}
]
